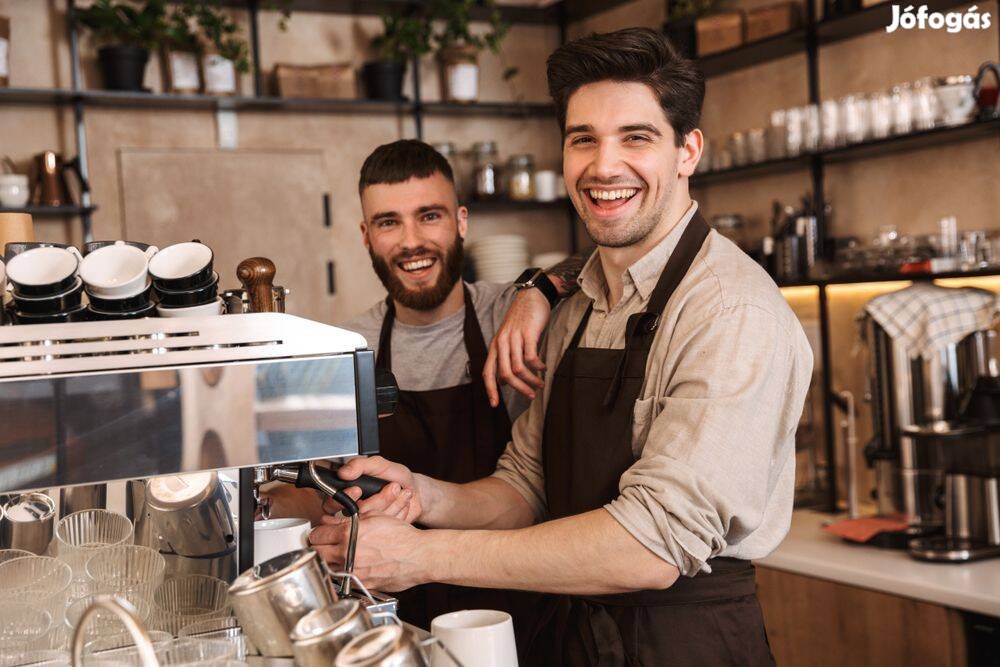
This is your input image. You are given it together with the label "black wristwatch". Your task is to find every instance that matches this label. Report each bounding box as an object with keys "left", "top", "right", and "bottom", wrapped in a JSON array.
[{"left": 514, "top": 267, "right": 560, "bottom": 308}]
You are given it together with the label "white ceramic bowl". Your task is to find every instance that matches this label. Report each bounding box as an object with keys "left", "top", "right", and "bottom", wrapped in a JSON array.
[
  {"left": 6, "top": 246, "right": 81, "bottom": 290},
  {"left": 80, "top": 241, "right": 159, "bottom": 299},
  {"left": 156, "top": 297, "right": 224, "bottom": 319}
]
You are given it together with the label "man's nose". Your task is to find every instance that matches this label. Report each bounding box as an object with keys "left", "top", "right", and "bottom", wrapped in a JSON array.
[
  {"left": 399, "top": 219, "right": 424, "bottom": 250},
  {"left": 591, "top": 141, "right": 625, "bottom": 182}
]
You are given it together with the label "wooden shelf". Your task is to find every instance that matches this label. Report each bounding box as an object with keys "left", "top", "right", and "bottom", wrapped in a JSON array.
[
  {"left": 777, "top": 266, "right": 1000, "bottom": 289},
  {"left": 698, "top": 29, "right": 808, "bottom": 78},
  {"left": 0, "top": 205, "right": 96, "bottom": 218},
  {"left": 816, "top": 0, "right": 968, "bottom": 45},
  {"left": 422, "top": 101, "right": 554, "bottom": 118}
]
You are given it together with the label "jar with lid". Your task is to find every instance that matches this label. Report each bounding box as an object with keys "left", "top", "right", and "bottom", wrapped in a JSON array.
[
  {"left": 431, "top": 142, "right": 462, "bottom": 200},
  {"left": 472, "top": 141, "right": 500, "bottom": 200},
  {"left": 506, "top": 154, "right": 535, "bottom": 201}
]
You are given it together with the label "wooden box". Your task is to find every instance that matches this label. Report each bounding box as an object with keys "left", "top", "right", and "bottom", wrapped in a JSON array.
[
  {"left": 696, "top": 11, "right": 746, "bottom": 57},
  {"left": 746, "top": 2, "right": 802, "bottom": 42},
  {"left": 274, "top": 63, "right": 355, "bottom": 99},
  {"left": 0, "top": 16, "right": 10, "bottom": 88}
]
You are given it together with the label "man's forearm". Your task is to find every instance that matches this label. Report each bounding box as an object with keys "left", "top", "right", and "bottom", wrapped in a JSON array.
[
  {"left": 417, "top": 509, "right": 679, "bottom": 595},
  {"left": 415, "top": 475, "right": 535, "bottom": 530},
  {"left": 544, "top": 252, "right": 588, "bottom": 298}
]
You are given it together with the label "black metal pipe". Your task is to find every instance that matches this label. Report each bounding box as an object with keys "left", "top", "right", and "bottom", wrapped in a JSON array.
[
  {"left": 248, "top": 0, "right": 263, "bottom": 98},
  {"left": 237, "top": 467, "right": 255, "bottom": 573},
  {"left": 818, "top": 285, "right": 838, "bottom": 512}
]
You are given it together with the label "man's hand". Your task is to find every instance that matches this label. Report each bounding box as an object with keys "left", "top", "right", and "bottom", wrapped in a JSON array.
[
  {"left": 327, "top": 456, "right": 424, "bottom": 524},
  {"left": 484, "top": 288, "right": 551, "bottom": 407},
  {"left": 309, "top": 513, "right": 429, "bottom": 592}
]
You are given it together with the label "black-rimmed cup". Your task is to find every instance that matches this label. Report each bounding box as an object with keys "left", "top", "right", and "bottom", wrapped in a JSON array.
[
  {"left": 4, "top": 241, "right": 73, "bottom": 264},
  {"left": 83, "top": 240, "right": 153, "bottom": 256},
  {"left": 13, "top": 277, "right": 84, "bottom": 315},
  {"left": 6, "top": 245, "right": 83, "bottom": 297},
  {"left": 86, "top": 281, "right": 153, "bottom": 313},
  {"left": 14, "top": 303, "right": 89, "bottom": 325},
  {"left": 154, "top": 273, "right": 218, "bottom": 308},
  {"left": 148, "top": 241, "right": 214, "bottom": 290},
  {"left": 87, "top": 301, "right": 158, "bottom": 321}
]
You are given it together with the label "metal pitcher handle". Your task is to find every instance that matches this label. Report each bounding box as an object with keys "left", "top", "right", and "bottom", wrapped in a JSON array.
[{"left": 71, "top": 594, "right": 158, "bottom": 667}]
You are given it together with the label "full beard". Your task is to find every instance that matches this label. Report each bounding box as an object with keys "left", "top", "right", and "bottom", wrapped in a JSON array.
[{"left": 370, "top": 237, "right": 465, "bottom": 311}]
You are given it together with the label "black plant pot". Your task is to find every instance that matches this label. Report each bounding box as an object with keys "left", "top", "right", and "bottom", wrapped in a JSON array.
[
  {"left": 97, "top": 45, "right": 149, "bottom": 91},
  {"left": 361, "top": 61, "right": 406, "bottom": 101},
  {"left": 664, "top": 17, "right": 697, "bottom": 60}
]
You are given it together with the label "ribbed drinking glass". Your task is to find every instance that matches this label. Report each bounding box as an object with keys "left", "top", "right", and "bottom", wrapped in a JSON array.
[
  {"left": 152, "top": 575, "right": 231, "bottom": 636},
  {"left": 53, "top": 510, "right": 133, "bottom": 580},
  {"left": 85, "top": 545, "right": 165, "bottom": 600}
]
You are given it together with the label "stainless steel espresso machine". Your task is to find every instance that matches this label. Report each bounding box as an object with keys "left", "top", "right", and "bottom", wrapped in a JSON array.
[
  {"left": 0, "top": 312, "right": 392, "bottom": 575},
  {"left": 861, "top": 286, "right": 1000, "bottom": 561}
]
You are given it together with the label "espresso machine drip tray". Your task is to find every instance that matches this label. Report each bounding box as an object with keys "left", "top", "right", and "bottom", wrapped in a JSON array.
[{"left": 908, "top": 536, "right": 1000, "bottom": 562}]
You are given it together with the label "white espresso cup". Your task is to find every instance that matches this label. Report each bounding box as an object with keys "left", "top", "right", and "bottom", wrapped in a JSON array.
[
  {"left": 81, "top": 241, "right": 159, "bottom": 299},
  {"left": 0, "top": 174, "right": 30, "bottom": 208},
  {"left": 156, "top": 296, "right": 224, "bottom": 319},
  {"left": 431, "top": 609, "right": 518, "bottom": 667},
  {"left": 254, "top": 517, "right": 311, "bottom": 565}
]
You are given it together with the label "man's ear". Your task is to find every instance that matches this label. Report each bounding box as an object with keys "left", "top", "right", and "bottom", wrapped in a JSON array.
[
  {"left": 678, "top": 129, "right": 704, "bottom": 178},
  {"left": 360, "top": 220, "right": 370, "bottom": 250},
  {"left": 457, "top": 206, "right": 469, "bottom": 239}
]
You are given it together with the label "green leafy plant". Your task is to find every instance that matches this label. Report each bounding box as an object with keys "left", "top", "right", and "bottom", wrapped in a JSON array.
[
  {"left": 427, "top": 0, "right": 509, "bottom": 53},
  {"left": 75, "top": 0, "right": 168, "bottom": 49},
  {"left": 163, "top": 7, "right": 200, "bottom": 52},
  {"left": 667, "top": 0, "right": 722, "bottom": 22},
  {"left": 175, "top": 1, "right": 249, "bottom": 72},
  {"left": 373, "top": 13, "right": 433, "bottom": 64}
]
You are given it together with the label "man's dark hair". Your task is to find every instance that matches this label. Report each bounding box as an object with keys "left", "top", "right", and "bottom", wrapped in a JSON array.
[
  {"left": 358, "top": 139, "right": 454, "bottom": 194},
  {"left": 546, "top": 27, "right": 705, "bottom": 147}
]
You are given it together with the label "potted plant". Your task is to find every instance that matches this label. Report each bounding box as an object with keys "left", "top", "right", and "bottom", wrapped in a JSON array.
[
  {"left": 76, "top": 0, "right": 167, "bottom": 91},
  {"left": 362, "top": 12, "right": 431, "bottom": 101},
  {"left": 429, "top": 0, "right": 509, "bottom": 104},
  {"left": 162, "top": 7, "right": 201, "bottom": 93},
  {"left": 181, "top": 1, "right": 250, "bottom": 95},
  {"left": 664, "top": 0, "right": 720, "bottom": 59}
]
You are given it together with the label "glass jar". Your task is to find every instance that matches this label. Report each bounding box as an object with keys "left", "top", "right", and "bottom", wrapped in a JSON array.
[
  {"left": 472, "top": 141, "right": 500, "bottom": 200},
  {"left": 869, "top": 90, "right": 893, "bottom": 140},
  {"left": 891, "top": 83, "right": 914, "bottom": 135},
  {"left": 506, "top": 154, "right": 535, "bottom": 201}
]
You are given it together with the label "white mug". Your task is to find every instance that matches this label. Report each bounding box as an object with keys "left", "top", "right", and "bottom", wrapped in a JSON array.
[
  {"left": 81, "top": 241, "right": 159, "bottom": 299},
  {"left": 431, "top": 609, "right": 518, "bottom": 667},
  {"left": 254, "top": 517, "right": 311, "bottom": 565},
  {"left": 156, "top": 296, "right": 224, "bottom": 319},
  {"left": 0, "top": 174, "right": 30, "bottom": 208}
]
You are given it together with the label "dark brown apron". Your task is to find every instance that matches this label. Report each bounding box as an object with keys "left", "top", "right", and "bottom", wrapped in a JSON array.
[
  {"left": 376, "top": 285, "right": 537, "bottom": 640},
  {"left": 528, "top": 213, "right": 775, "bottom": 666}
]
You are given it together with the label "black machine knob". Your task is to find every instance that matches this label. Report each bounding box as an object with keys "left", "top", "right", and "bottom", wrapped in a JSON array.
[{"left": 375, "top": 368, "right": 399, "bottom": 418}]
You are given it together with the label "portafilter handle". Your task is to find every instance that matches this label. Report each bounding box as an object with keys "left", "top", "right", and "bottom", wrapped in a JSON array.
[{"left": 237, "top": 256, "right": 277, "bottom": 313}]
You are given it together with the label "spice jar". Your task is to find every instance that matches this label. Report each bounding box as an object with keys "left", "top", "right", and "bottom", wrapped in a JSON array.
[
  {"left": 472, "top": 142, "right": 500, "bottom": 200},
  {"left": 431, "top": 142, "right": 463, "bottom": 201},
  {"left": 506, "top": 155, "right": 535, "bottom": 201}
]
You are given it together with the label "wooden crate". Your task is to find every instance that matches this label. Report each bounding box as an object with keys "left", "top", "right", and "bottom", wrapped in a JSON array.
[
  {"left": 746, "top": 2, "right": 802, "bottom": 42},
  {"left": 696, "top": 11, "right": 746, "bottom": 57},
  {"left": 274, "top": 63, "right": 355, "bottom": 99}
]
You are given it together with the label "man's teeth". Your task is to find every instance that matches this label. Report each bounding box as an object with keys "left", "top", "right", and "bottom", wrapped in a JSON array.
[
  {"left": 401, "top": 258, "right": 434, "bottom": 271},
  {"left": 589, "top": 188, "right": 638, "bottom": 201}
]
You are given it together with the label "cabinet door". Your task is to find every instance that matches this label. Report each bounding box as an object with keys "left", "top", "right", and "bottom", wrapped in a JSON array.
[{"left": 119, "top": 148, "right": 346, "bottom": 324}]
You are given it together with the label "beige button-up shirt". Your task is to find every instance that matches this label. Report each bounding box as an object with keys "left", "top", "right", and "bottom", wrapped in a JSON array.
[{"left": 492, "top": 202, "right": 814, "bottom": 577}]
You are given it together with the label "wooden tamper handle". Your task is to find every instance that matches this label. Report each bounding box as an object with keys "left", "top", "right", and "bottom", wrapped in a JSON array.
[{"left": 237, "top": 257, "right": 277, "bottom": 313}]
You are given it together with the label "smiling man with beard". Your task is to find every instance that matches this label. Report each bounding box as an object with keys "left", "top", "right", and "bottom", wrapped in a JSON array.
[{"left": 335, "top": 139, "right": 583, "bottom": 636}]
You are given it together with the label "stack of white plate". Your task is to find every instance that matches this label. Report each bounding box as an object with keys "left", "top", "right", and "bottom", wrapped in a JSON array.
[
  {"left": 531, "top": 251, "right": 569, "bottom": 269},
  {"left": 470, "top": 234, "right": 529, "bottom": 283}
]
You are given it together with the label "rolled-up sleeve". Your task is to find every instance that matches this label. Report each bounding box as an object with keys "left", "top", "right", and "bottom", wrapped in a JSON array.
[{"left": 605, "top": 303, "right": 803, "bottom": 576}]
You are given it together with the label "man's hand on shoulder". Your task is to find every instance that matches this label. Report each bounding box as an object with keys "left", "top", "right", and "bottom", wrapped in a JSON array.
[{"left": 483, "top": 287, "right": 550, "bottom": 407}]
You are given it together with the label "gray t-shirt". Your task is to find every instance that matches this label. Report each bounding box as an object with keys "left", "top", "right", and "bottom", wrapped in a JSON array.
[{"left": 344, "top": 281, "right": 530, "bottom": 421}]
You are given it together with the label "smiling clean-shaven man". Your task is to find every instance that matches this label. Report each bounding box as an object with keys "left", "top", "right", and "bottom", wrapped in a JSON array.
[{"left": 313, "top": 29, "right": 813, "bottom": 666}]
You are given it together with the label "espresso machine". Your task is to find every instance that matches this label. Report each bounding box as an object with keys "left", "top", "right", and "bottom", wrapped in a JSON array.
[
  {"left": 0, "top": 312, "right": 394, "bottom": 573},
  {"left": 861, "top": 283, "right": 1000, "bottom": 561}
]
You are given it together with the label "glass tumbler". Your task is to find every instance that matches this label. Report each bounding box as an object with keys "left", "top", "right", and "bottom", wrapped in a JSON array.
[
  {"left": 0, "top": 557, "right": 73, "bottom": 641},
  {"left": 820, "top": 99, "right": 840, "bottom": 149},
  {"left": 152, "top": 575, "right": 231, "bottom": 636},
  {"left": 869, "top": 91, "right": 893, "bottom": 139},
  {"left": 85, "top": 545, "right": 165, "bottom": 600},
  {"left": 0, "top": 604, "right": 52, "bottom": 654},
  {"left": 65, "top": 593, "right": 152, "bottom": 645},
  {"left": 179, "top": 617, "right": 249, "bottom": 659},
  {"left": 0, "top": 549, "right": 35, "bottom": 565},
  {"left": 0, "top": 649, "right": 70, "bottom": 667},
  {"left": 54, "top": 510, "right": 133, "bottom": 581}
]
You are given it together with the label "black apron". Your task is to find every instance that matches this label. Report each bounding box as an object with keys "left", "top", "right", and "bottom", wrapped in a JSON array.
[
  {"left": 528, "top": 213, "right": 775, "bottom": 666},
  {"left": 376, "top": 285, "right": 537, "bottom": 640}
]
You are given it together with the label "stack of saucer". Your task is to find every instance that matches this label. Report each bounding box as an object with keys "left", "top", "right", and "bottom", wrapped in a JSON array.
[
  {"left": 81, "top": 241, "right": 159, "bottom": 320},
  {"left": 5, "top": 244, "right": 88, "bottom": 324},
  {"left": 150, "top": 241, "right": 224, "bottom": 318},
  {"left": 469, "top": 234, "right": 529, "bottom": 283}
]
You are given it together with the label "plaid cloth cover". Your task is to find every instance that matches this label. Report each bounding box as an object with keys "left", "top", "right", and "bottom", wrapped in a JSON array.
[{"left": 865, "top": 283, "right": 999, "bottom": 359}]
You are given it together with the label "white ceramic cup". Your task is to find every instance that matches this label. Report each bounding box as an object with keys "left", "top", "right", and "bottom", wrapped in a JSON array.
[
  {"left": 935, "top": 82, "right": 976, "bottom": 126},
  {"left": 148, "top": 241, "right": 213, "bottom": 282},
  {"left": 533, "top": 170, "right": 558, "bottom": 202},
  {"left": 254, "top": 518, "right": 311, "bottom": 565},
  {"left": 6, "top": 246, "right": 82, "bottom": 290},
  {"left": 431, "top": 609, "right": 518, "bottom": 667},
  {"left": 156, "top": 296, "right": 224, "bottom": 319},
  {"left": 0, "top": 174, "right": 30, "bottom": 208},
  {"left": 81, "top": 241, "right": 159, "bottom": 299}
]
